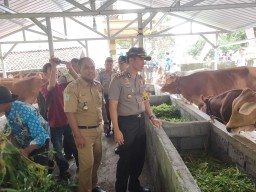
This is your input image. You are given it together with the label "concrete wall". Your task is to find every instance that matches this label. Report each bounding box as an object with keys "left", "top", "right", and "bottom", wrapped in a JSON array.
[
  {"left": 147, "top": 94, "right": 201, "bottom": 192},
  {"left": 145, "top": 117, "right": 201, "bottom": 192},
  {"left": 171, "top": 96, "right": 256, "bottom": 179},
  {"left": 163, "top": 121, "right": 210, "bottom": 153},
  {"left": 146, "top": 85, "right": 256, "bottom": 192}
]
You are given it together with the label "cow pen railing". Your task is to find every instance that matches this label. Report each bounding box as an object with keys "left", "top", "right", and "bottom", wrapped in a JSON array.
[{"left": 145, "top": 85, "right": 256, "bottom": 192}]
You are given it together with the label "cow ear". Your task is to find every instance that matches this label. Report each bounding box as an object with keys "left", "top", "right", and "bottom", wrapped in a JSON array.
[
  {"left": 166, "top": 78, "right": 172, "bottom": 84},
  {"left": 239, "top": 102, "right": 256, "bottom": 115},
  {"left": 201, "top": 95, "right": 205, "bottom": 102},
  {"left": 164, "top": 73, "right": 175, "bottom": 84}
]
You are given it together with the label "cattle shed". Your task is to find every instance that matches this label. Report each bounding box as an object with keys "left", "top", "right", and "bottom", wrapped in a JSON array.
[
  {"left": 0, "top": 0, "right": 256, "bottom": 76},
  {"left": 146, "top": 85, "right": 256, "bottom": 192}
]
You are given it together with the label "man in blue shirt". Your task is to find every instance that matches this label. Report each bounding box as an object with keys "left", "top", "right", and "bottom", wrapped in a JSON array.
[{"left": 0, "top": 86, "right": 50, "bottom": 166}]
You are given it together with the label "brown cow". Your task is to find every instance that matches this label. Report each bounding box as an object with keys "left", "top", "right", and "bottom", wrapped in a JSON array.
[
  {"left": 0, "top": 74, "right": 43, "bottom": 104},
  {"left": 226, "top": 88, "right": 256, "bottom": 134},
  {"left": 201, "top": 89, "right": 243, "bottom": 124},
  {"left": 161, "top": 66, "right": 256, "bottom": 107}
]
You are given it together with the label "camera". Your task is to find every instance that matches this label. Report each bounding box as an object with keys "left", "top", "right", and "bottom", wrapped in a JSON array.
[{"left": 56, "top": 59, "right": 66, "bottom": 64}]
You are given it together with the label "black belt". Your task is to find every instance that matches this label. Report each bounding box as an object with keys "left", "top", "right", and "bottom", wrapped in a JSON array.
[
  {"left": 119, "top": 113, "right": 144, "bottom": 118},
  {"left": 78, "top": 125, "right": 99, "bottom": 129}
]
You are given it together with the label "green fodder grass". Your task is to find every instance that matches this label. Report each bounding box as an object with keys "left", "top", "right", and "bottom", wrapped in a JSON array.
[
  {"left": 151, "top": 103, "right": 190, "bottom": 122},
  {"left": 182, "top": 153, "right": 256, "bottom": 192},
  {"left": 0, "top": 134, "right": 76, "bottom": 192}
]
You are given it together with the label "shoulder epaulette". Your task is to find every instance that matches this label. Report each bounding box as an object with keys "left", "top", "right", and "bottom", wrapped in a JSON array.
[
  {"left": 115, "top": 72, "right": 125, "bottom": 79},
  {"left": 94, "top": 79, "right": 101, "bottom": 84}
]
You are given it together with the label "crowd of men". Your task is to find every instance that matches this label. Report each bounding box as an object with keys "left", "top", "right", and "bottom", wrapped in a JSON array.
[{"left": 0, "top": 47, "right": 162, "bottom": 192}]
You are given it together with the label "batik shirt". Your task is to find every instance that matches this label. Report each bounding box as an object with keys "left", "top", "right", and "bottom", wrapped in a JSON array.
[{"left": 5, "top": 101, "right": 49, "bottom": 148}]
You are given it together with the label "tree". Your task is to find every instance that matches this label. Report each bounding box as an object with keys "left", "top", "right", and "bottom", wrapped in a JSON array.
[
  {"left": 144, "top": 15, "right": 175, "bottom": 60},
  {"left": 187, "top": 30, "right": 247, "bottom": 61}
]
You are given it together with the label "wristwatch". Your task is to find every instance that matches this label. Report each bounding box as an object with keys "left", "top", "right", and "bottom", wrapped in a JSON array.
[{"left": 149, "top": 115, "right": 155, "bottom": 120}]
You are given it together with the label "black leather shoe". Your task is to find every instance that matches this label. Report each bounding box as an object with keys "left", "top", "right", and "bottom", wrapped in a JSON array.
[
  {"left": 129, "top": 187, "right": 151, "bottom": 192},
  {"left": 59, "top": 171, "right": 71, "bottom": 180},
  {"left": 92, "top": 186, "right": 106, "bottom": 192},
  {"left": 114, "top": 146, "right": 120, "bottom": 154},
  {"left": 64, "top": 154, "right": 74, "bottom": 161}
]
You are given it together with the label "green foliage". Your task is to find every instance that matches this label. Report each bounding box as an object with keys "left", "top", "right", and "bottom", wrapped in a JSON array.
[
  {"left": 145, "top": 15, "right": 175, "bottom": 60},
  {"left": 0, "top": 134, "right": 76, "bottom": 191},
  {"left": 117, "top": 41, "right": 130, "bottom": 49},
  {"left": 187, "top": 30, "right": 247, "bottom": 61},
  {"left": 187, "top": 38, "right": 205, "bottom": 60},
  {"left": 218, "top": 31, "right": 247, "bottom": 53},
  {"left": 182, "top": 153, "right": 256, "bottom": 192},
  {"left": 145, "top": 37, "right": 175, "bottom": 60},
  {"left": 151, "top": 103, "right": 190, "bottom": 122}
]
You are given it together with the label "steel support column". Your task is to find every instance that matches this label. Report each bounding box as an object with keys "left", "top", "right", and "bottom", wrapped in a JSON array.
[
  {"left": 138, "top": 13, "right": 143, "bottom": 47},
  {"left": 85, "top": 40, "right": 89, "bottom": 57},
  {"left": 46, "top": 17, "right": 54, "bottom": 56},
  {"left": 214, "top": 34, "right": 219, "bottom": 70},
  {"left": 0, "top": 45, "right": 7, "bottom": 78}
]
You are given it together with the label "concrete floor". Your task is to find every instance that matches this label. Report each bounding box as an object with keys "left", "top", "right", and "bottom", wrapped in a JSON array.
[
  {"left": 54, "top": 133, "right": 153, "bottom": 192},
  {"left": 98, "top": 134, "right": 153, "bottom": 192}
]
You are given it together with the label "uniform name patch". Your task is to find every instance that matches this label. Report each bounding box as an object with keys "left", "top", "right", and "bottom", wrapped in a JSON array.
[{"left": 64, "top": 93, "right": 70, "bottom": 101}]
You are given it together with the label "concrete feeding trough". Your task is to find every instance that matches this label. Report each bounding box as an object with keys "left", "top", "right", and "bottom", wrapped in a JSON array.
[{"left": 145, "top": 85, "right": 256, "bottom": 192}]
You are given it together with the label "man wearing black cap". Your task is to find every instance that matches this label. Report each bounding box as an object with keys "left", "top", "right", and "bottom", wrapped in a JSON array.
[
  {"left": 109, "top": 47, "right": 162, "bottom": 192},
  {"left": 118, "top": 56, "right": 128, "bottom": 73},
  {"left": 0, "top": 86, "right": 49, "bottom": 166}
]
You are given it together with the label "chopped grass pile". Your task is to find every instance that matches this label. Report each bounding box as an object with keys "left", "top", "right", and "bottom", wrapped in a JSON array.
[
  {"left": 151, "top": 103, "right": 190, "bottom": 122},
  {"left": 0, "top": 133, "right": 76, "bottom": 191},
  {"left": 182, "top": 153, "right": 256, "bottom": 192}
]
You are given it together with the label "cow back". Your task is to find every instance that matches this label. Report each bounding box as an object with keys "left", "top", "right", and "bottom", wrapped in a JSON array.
[
  {"left": 0, "top": 76, "right": 43, "bottom": 104},
  {"left": 11, "top": 76, "right": 43, "bottom": 104},
  {"left": 162, "top": 66, "right": 256, "bottom": 106}
]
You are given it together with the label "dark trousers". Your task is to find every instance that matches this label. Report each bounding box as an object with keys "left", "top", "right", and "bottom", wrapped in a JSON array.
[
  {"left": 50, "top": 125, "right": 78, "bottom": 173},
  {"left": 29, "top": 139, "right": 50, "bottom": 166},
  {"left": 104, "top": 94, "right": 111, "bottom": 132},
  {"left": 63, "top": 134, "right": 73, "bottom": 157},
  {"left": 115, "top": 113, "right": 146, "bottom": 192}
]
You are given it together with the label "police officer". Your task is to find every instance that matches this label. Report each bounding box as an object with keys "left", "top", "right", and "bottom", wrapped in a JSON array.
[
  {"left": 64, "top": 57, "right": 108, "bottom": 192},
  {"left": 117, "top": 55, "right": 128, "bottom": 73},
  {"left": 109, "top": 47, "right": 162, "bottom": 192},
  {"left": 114, "top": 55, "right": 129, "bottom": 154},
  {"left": 98, "top": 57, "right": 116, "bottom": 136}
]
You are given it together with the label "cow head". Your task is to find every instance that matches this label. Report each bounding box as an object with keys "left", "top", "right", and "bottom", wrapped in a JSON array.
[
  {"left": 226, "top": 88, "right": 256, "bottom": 133},
  {"left": 200, "top": 95, "right": 209, "bottom": 112},
  {"left": 160, "top": 73, "right": 178, "bottom": 93}
]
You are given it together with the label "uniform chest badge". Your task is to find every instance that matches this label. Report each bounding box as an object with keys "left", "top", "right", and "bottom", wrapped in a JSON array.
[{"left": 83, "top": 102, "right": 89, "bottom": 111}]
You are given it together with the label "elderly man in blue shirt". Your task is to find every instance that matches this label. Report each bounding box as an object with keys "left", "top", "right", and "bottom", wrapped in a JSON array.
[{"left": 0, "top": 86, "right": 49, "bottom": 166}]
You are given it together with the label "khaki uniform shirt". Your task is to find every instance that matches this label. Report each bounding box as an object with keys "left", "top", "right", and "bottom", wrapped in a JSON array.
[
  {"left": 64, "top": 77, "right": 103, "bottom": 126},
  {"left": 109, "top": 70, "right": 146, "bottom": 116},
  {"left": 98, "top": 70, "right": 116, "bottom": 95}
]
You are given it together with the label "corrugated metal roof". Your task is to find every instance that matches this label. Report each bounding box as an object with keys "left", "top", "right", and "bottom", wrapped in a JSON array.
[
  {"left": 0, "top": 47, "right": 83, "bottom": 72},
  {"left": 0, "top": 0, "right": 255, "bottom": 39}
]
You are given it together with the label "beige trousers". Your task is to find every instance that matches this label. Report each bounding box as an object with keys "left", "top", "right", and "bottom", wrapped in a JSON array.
[{"left": 78, "top": 126, "right": 102, "bottom": 192}]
